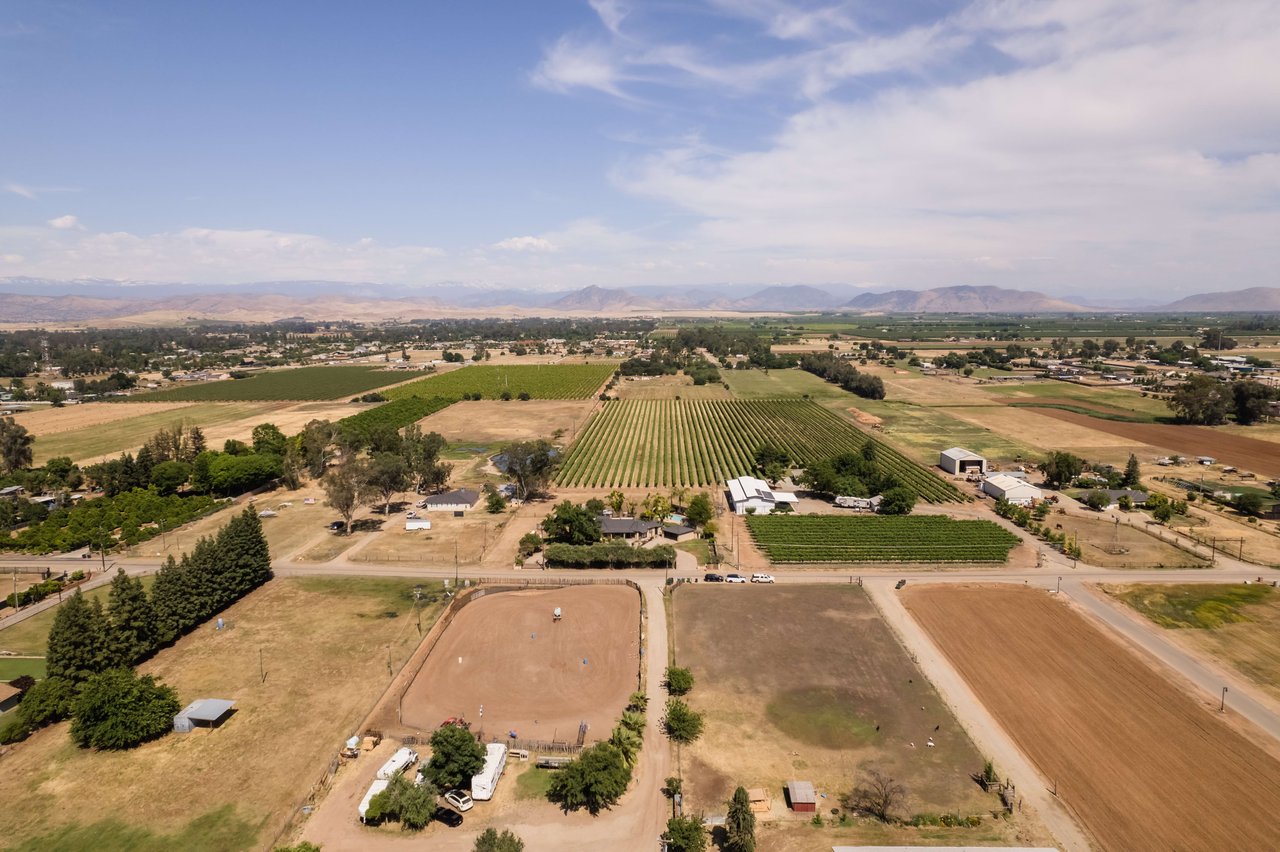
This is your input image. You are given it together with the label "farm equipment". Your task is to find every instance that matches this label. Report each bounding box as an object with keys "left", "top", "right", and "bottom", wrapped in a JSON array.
[
  {"left": 553, "top": 606, "right": 562, "bottom": 622},
  {"left": 439, "top": 717, "right": 471, "bottom": 731}
]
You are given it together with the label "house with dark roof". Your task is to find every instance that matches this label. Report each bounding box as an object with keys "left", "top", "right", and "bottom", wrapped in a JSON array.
[
  {"left": 597, "top": 516, "right": 660, "bottom": 542},
  {"left": 419, "top": 488, "right": 481, "bottom": 513}
]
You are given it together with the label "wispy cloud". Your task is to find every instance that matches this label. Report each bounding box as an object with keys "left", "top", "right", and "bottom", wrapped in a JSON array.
[
  {"left": 47, "top": 214, "right": 83, "bottom": 230},
  {"left": 494, "top": 235, "right": 557, "bottom": 252},
  {"left": 6, "top": 182, "right": 80, "bottom": 200}
]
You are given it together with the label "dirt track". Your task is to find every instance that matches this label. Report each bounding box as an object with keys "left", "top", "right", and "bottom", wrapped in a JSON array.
[
  {"left": 1028, "top": 408, "right": 1280, "bottom": 477},
  {"left": 902, "top": 585, "right": 1280, "bottom": 852},
  {"left": 401, "top": 586, "right": 640, "bottom": 744}
]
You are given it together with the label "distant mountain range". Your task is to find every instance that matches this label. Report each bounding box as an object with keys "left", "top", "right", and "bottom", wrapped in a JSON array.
[{"left": 0, "top": 278, "right": 1277, "bottom": 325}]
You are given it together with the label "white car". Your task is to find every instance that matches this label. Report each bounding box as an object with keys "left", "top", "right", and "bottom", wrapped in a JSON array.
[
  {"left": 750, "top": 573, "right": 775, "bottom": 584},
  {"left": 725, "top": 573, "right": 748, "bottom": 584},
  {"left": 444, "top": 789, "right": 474, "bottom": 812}
]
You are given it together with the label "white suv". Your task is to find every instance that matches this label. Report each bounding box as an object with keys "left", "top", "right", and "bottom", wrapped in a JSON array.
[
  {"left": 750, "top": 573, "right": 775, "bottom": 584},
  {"left": 725, "top": 573, "right": 748, "bottom": 584},
  {"left": 444, "top": 790, "right": 474, "bottom": 812}
]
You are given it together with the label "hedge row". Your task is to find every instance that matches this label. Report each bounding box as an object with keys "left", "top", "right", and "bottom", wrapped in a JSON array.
[{"left": 543, "top": 541, "right": 677, "bottom": 568}]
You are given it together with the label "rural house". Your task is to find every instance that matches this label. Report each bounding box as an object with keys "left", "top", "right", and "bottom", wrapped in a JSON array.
[
  {"left": 661, "top": 523, "right": 698, "bottom": 542},
  {"left": 982, "top": 474, "right": 1042, "bottom": 506},
  {"left": 1096, "top": 489, "right": 1150, "bottom": 508},
  {"left": 597, "top": 516, "right": 660, "bottom": 542},
  {"left": 939, "top": 447, "right": 987, "bottom": 475},
  {"left": 726, "top": 475, "right": 798, "bottom": 515},
  {"left": 420, "top": 488, "right": 481, "bottom": 513}
]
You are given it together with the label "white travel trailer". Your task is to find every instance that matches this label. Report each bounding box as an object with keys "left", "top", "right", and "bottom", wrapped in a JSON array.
[
  {"left": 359, "top": 778, "right": 390, "bottom": 822},
  {"left": 376, "top": 746, "right": 419, "bottom": 780},
  {"left": 470, "top": 742, "right": 508, "bottom": 801}
]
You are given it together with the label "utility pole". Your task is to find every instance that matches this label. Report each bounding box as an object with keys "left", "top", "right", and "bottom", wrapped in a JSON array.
[{"left": 1220, "top": 686, "right": 1229, "bottom": 713}]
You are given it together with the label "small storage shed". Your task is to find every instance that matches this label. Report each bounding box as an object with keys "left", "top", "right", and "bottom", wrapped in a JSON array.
[
  {"left": 173, "top": 698, "right": 236, "bottom": 733},
  {"left": 747, "top": 787, "right": 772, "bottom": 815},
  {"left": 786, "top": 779, "right": 817, "bottom": 813},
  {"left": 982, "top": 474, "right": 1042, "bottom": 506},
  {"left": 662, "top": 523, "right": 698, "bottom": 542},
  {"left": 939, "top": 447, "right": 986, "bottom": 475},
  {"left": 0, "top": 682, "right": 21, "bottom": 713}
]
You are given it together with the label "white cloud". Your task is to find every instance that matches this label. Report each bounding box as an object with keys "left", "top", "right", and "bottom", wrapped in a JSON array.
[
  {"left": 6, "top": 183, "right": 37, "bottom": 199},
  {"left": 531, "top": 36, "right": 628, "bottom": 96},
  {"left": 494, "top": 235, "right": 557, "bottom": 252},
  {"left": 47, "top": 214, "right": 82, "bottom": 230},
  {"left": 589, "top": 0, "right": 629, "bottom": 35}
]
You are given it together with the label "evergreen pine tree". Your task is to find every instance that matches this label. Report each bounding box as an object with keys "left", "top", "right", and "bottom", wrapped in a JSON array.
[
  {"left": 216, "top": 508, "right": 272, "bottom": 598},
  {"left": 106, "top": 567, "right": 157, "bottom": 665},
  {"left": 46, "top": 590, "right": 113, "bottom": 684},
  {"left": 1122, "top": 453, "right": 1141, "bottom": 488},
  {"left": 186, "top": 534, "right": 226, "bottom": 616},
  {"left": 149, "top": 555, "right": 186, "bottom": 645},
  {"left": 725, "top": 785, "right": 757, "bottom": 852}
]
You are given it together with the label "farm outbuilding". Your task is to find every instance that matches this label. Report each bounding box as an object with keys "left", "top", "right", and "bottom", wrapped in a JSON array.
[
  {"left": 727, "top": 475, "right": 798, "bottom": 515},
  {"left": 173, "top": 698, "right": 235, "bottom": 733},
  {"left": 0, "top": 682, "right": 21, "bottom": 713},
  {"left": 420, "top": 488, "right": 480, "bottom": 513},
  {"left": 982, "top": 474, "right": 1042, "bottom": 506},
  {"left": 785, "top": 779, "right": 817, "bottom": 813},
  {"left": 661, "top": 523, "right": 698, "bottom": 542},
  {"left": 939, "top": 447, "right": 987, "bottom": 475}
]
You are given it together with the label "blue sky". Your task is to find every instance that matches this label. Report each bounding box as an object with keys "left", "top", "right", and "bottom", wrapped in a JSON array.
[{"left": 2, "top": 0, "right": 1278, "bottom": 297}]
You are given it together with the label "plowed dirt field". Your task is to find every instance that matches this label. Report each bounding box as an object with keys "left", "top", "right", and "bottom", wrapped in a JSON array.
[{"left": 902, "top": 585, "right": 1280, "bottom": 852}]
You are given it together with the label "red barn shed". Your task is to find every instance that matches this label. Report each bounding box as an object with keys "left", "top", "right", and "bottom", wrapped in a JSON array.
[{"left": 786, "top": 780, "right": 816, "bottom": 813}]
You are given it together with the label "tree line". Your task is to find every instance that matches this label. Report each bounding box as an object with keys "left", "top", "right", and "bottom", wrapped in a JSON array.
[{"left": 0, "top": 507, "right": 272, "bottom": 749}]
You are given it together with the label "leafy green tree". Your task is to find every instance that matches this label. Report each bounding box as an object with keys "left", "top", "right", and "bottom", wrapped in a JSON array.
[
  {"left": 547, "top": 742, "right": 632, "bottom": 814},
  {"left": 1121, "top": 454, "right": 1141, "bottom": 488},
  {"left": 423, "top": 724, "right": 486, "bottom": 791},
  {"left": 273, "top": 843, "right": 322, "bottom": 852},
  {"left": 662, "top": 698, "right": 705, "bottom": 743},
  {"left": 725, "top": 785, "right": 757, "bottom": 852},
  {"left": 1083, "top": 490, "right": 1110, "bottom": 511},
  {"left": 0, "top": 416, "right": 34, "bottom": 474},
  {"left": 665, "top": 666, "right": 694, "bottom": 696},
  {"left": 46, "top": 590, "right": 114, "bottom": 684},
  {"left": 106, "top": 568, "right": 156, "bottom": 665},
  {"left": 1169, "top": 374, "right": 1231, "bottom": 425},
  {"left": 1041, "top": 451, "right": 1085, "bottom": 488},
  {"left": 876, "top": 487, "right": 916, "bottom": 515},
  {"left": 1232, "top": 380, "right": 1279, "bottom": 425},
  {"left": 685, "top": 493, "right": 714, "bottom": 528},
  {"left": 663, "top": 815, "right": 707, "bottom": 852},
  {"left": 607, "top": 489, "right": 626, "bottom": 515},
  {"left": 1152, "top": 501, "right": 1174, "bottom": 523},
  {"left": 541, "top": 500, "right": 602, "bottom": 545},
  {"left": 17, "top": 675, "right": 76, "bottom": 730},
  {"left": 504, "top": 440, "right": 558, "bottom": 500},
  {"left": 1233, "top": 492, "right": 1264, "bottom": 516},
  {"left": 149, "top": 460, "right": 191, "bottom": 495},
  {"left": 70, "top": 668, "right": 180, "bottom": 750},
  {"left": 251, "top": 422, "right": 288, "bottom": 456},
  {"left": 367, "top": 451, "right": 410, "bottom": 514},
  {"left": 299, "top": 419, "right": 337, "bottom": 477},
  {"left": 473, "top": 828, "right": 525, "bottom": 852},
  {"left": 323, "top": 458, "right": 369, "bottom": 535},
  {"left": 486, "top": 489, "right": 507, "bottom": 513}
]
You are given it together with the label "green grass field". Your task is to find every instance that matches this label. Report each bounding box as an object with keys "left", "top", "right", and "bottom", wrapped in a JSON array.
[
  {"left": 722, "top": 368, "right": 851, "bottom": 399},
  {"left": 984, "top": 381, "right": 1172, "bottom": 418},
  {"left": 128, "top": 366, "right": 423, "bottom": 402},
  {"left": 0, "top": 577, "right": 156, "bottom": 657},
  {"left": 383, "top": 363, "right": 615, "bottom": 400},
  {"left": 0, "top": 657, "right": 45, "bottom": 680},
  {"left": 746, "top": 515, "right": 1020, "bottom": 562},
  {"left": 837, "top": 399, "right": 1037, "bottom": 464},
  {"left": 557, "top": 398, "right": 960, "bottom": 500},
  {"left": 1106, "top": 584, "right": 1274, "bottom": 629}
]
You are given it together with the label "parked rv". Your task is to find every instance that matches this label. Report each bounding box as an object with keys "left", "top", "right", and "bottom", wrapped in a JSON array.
[
  {"left": 359, "top": 778, "right": 390, "bottom": 822},
  {"left": 376, "top": 746, "right": 419, "bottom": 780},
  {"left": 470, "top": 743, "right": 508, "bottom": 801}
]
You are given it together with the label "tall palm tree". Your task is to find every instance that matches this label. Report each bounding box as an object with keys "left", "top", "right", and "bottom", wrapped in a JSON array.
[{"left": 610, "top": 725, "right": 642, "bottom": 768}]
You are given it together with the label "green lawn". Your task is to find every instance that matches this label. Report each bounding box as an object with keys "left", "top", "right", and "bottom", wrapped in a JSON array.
[
  {"left": 0, "top": 657, "right": 46, "bottom": 680},
  {"left": 1106, "top": 583, "right": 1274, "bottom": 629},
  {"left": 514, "top": 766, "right": 555, "bottom": 801}
]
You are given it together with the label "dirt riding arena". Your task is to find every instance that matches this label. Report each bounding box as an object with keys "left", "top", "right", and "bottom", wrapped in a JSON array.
[
  {"left": 401, "top": 585, "right": 640, "bottom": 746},
  {"left": 903, "top": 585, "right": 1280, "bottom": 852}
]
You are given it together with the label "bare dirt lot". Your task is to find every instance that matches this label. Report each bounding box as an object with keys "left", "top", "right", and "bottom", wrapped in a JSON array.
[
  {"left": 902, "top": 585, "right": 1280, "bottom": 852},
  {"left": 416, "top": 399, "right": 596, "bottom": 444},
  {"left": 1047, "top": 511, "right": 1206, "bottom": 568},
  {"left": 1028, "top": 408, "right": 1280, "bottom": 478},
  {"left": 672, "top": 585, "right": 991, "bottom": 820},
  {"left": 0, "top": 576, "right": 444, "bottom": 851},
  {"left": 401, "top": 586, "right": 640, "bottom": 745}
]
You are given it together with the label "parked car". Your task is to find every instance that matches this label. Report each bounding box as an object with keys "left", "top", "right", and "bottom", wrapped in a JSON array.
[
  {"left": 750, "top": 573, "right": 775, "bottom": 584},
  {"left": 327, "top": 520, "right": 345, "bottom": 530},
  {"left": 895, "top": 579, "right": 907, "bottom": 590},
  {"left": 703, "top": 572, "right": 725, "bottom": 583},
  {"left": 433, "top": 807, "right": 464, "bottom": 827},
  {"left": 725, "top": 573, "right": 747, "bottom": 584},
  {"left": 444, "top": 790, "right": 474, "bottom": 812}
]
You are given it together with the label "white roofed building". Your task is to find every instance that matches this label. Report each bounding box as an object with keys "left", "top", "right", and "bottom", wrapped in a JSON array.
[
  {"left": 982, "top": 474, "right": 1042, "bottom": 506},
  {"left": 726, "top": 475, "right": 798, "bottom": 515},
  {"left": 939, "top": 447, "right": 987, "bottom": 475}
]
